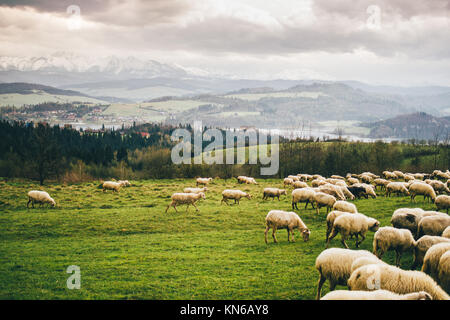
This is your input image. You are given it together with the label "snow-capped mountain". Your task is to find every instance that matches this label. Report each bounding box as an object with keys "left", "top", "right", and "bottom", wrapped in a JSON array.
[{"left": 0, "top": 52, "right": 191, "bottom": 79}]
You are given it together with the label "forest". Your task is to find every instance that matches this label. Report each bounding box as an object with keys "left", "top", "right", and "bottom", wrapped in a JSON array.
[{"left": 0, "top": 120, "right": 449, "bottom": 185}]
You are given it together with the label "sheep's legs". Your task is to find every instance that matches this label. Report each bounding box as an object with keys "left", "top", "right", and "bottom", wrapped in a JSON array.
[
  {"left": 356, "top": 234, "right": 365, "bottom": 248},
  {"left": 192, "top": 203, "right": 199, "bottom": 211},
  {"left": 290, "top": 230, "right": 295, "bottom": 242},
  {"left": 326, "top": 228, "right": 338, "bottom": 248},
  {"left": 316, "top": 274, "right": 326, "bottom": 300},
  {"left": 340, "top": 235, "right": 349, "bottom": 249},
  {"left": 272, "top": 227, "right": 278, "bottom": 243},
  {"left": 287, "top": 229, "right": 290, "bottom": 242},
  {"left": 27, "top": 199, "right": 31, "bottom": 208},
  {"left": 264, "top": 226, "right": 270, "bottom": 244}
]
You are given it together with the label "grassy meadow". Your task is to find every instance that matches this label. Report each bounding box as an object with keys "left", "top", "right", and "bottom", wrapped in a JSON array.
[{"left": 0, "top": 178, "right": 439, "bottom": 300}]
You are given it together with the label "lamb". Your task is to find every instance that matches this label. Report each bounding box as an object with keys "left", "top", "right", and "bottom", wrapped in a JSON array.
[
  {"left": 437, "top": 250, "right": 450, "bottom": 293},
  {"left": 196, "top": 177, "right": 212, "bottom": 186},
  {"left": 443, "top": 226, "right": 450, "bottom": 238},
  {"left": 435, "top": 195, "right": 450, "bottom": 214},
  {"left": 412, "top": 235, "right": 450, "bottom": 269},
  {"left": 221, "top": 189, "right": 251, "bottom": 205},
  {"left": 313, "top": 192, "right": 337, "bottom": 215},
  {"left": 292, "top": 181, "right": 308, "bottom": 189},
  {"left": 165, "top": 192, "right": 205, "bottom": 213},
  {"left": 385, "top": 182, "right": 410, "bottom": 197},
  {"left": 326, "top": 210, "right": 353, "bottom": 242},
  {"left": 348, "top": 263, "right": 450, "bottom": 300},
  {"left": 291, "top": 187, "right": 317, "bottom": 210},
  {"left": 101, "top": 181, "right": 121, "bottom": 193},
  {"left": 314, "top": 248, "right": 377, "bottom": 299},
  {"left": 321, "top": 289, "right": 432, "bottom": 300},
  {"left": 27, "top": 190, "right": 56, "bottom": 208},
  {"left": 264, "top": 210, "right": 310, "bottom": 244},
  {"left": 326, "top": 212, "right": 380, "bottom": 249},
  {"left": 183, "top": 187, "right": 208, "bottom": 194},
  {"left": 417, "top": 215, "right": 450, "bottom": 238},
  {"left": 332, "top": 201, "right": 357, "bottom": 214},
  {"left": 409, "top": 182, "right": 437, "bottom": 203},
  {"left": 262, "top": 188, "right": 286, "bottom": 201},
  {"left": 422, "top": 242, "right": 450, "bottom": 284},
  {"left": 372, "top": 226, "right": 416, "bottom": 266}
]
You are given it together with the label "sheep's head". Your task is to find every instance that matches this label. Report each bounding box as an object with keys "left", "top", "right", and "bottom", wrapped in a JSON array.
[
  {"left": 280, "top": 190, "right": 287, "bottom": 196},
  {"left": 199, "top": 192, "right": 206, "bottom": 200},
  {"left": 301, "top": 228, "right": 310, "bottom": 242},
  {"left": 369, "top": 219, "right": 380, "bottom": 232},
  {"left": 50, "top": 198, "right": 56, "bottom": 207},
  {"left": 416, "top": 292, "right": 432, "bottom": 300},
  {"left": 245, "top": 193, "right": 252, "bottom": 200}
]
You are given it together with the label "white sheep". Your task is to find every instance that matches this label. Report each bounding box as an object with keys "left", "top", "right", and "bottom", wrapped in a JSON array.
[
  {"left": 383, "top": 171, "right": 397, "bottom": 179},
  {"left": 412, "top": 235, "right": 450, "bottom": 270},
  {"left": 409, "top": 182, "right": 437, "bottom": 203},
  {"left": 390, "top": 208, "right": 427, "bottom": 237},
  {"left": 283, "top": 177, "right": 294, "bottom": 186},
  {"left": 321, "top": 289, "right": 432, "bottom": 300},
  {"left": 165, "top": 192, "right": 205, "bottom": 213},
  {"left": 331, "top": 175, "right": 345, "bottom": 180},
  {"left": 417, "top": 215, "right": 450, "bottom": 238},
  {"left": 337, "top": 185, "right": 356, "bottom": 200},
  {"left": 437, "top": 250, "right": 450, "bottom": 293},
  {"left": 348, "top": 263, "right": 450, "bottom": 300},
  {"left": 421, "top": 242, "right": 450, "bottom": 282},
  {"left": 435, "top": 195, "right": 450, "bottom": 214},
  {"left": 315, "top": 248, "right": 377, "bottom": 299},
  {"left": 313, "top": 192, "right": 337, "bottom": 215},
  {"left": 319, "top": 184, "right": 345, "bottom": 201},
  {"left": 264, "top": 210, "right": 310, "bottom": 244},
  {"left": 311, "top": 178, "right": 327, "bottom": 188},
  {"left": 385, "top": 182, "right": 410, "bottom": 197},
  {"left": 332, "top": 201, "right": 357, "bottom": 214},
  {"left": 372, "top": 226, "right": 416, "bottom": 266},
  {"left": 27, "top": 190, "right": 56, "bottom": 208},
  {"left": 221, "top": 189, "right": 251, "bottom": 205},
  {"left": 326, "top": 212, "right": 380, "bottom": 249},
  {"left": 242, "top": 176, "right": 258, "bottom": 184},
  {"left": 291, "top": 187, "right": 316, "bottom": 210},
  {"left": 102, "top": 181, "right": 121, "bottom": 193},
  {"left": 262, "top": 188, "right": 287, "bottom": 201},
  {"left": 442, "top": 226, "right": 450, "bottom": 238},
  {"left": 373, "top": 178, "right": 389, "bottom": 191},
  {"left": 196, "top": 177, "right": 212, "bottom": 186},
  {"left": 118, "top": 180, "right": 131, "bottom": 187},
  {"left": 326, "top": 210, "right": 353, "bottom": 242},
  {"left": 347, "top": 177, "right": 359, "bottom": 185},
  {"left": 427, "top": 180, "right": 450, "bottom": 195},
  {"left": 183, "top": 187, "right": 208, "bottom": 194},
  {"left": 292, "top": 181, "right": 308, "bottom": 189},
  {"left": 393, "top": 170, "right": 405, "bottom": 179}
]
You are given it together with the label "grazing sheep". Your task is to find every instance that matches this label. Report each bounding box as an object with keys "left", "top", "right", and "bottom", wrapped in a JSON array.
[
  {"left": 337, "top": 185, "right": 356, "bottom": 200},
  {"left": 238, "top": 176, "right": 258, "bottom": 184},
  {"left": 417, "top": 215, "right": 450, "bottom": 238},
  {"left": 291, "top": 187, "right": 317, "bottom": 210},
  {"left": 311, "top": 179, "right": 327, "bottom": 188},
  {"left": 196, "top": 177, "right": 212, "bottom": 186},
  {"left": 264, "top": 210, "right": 310, "bottom": 244},
  {"left": 27, "top": 190, "right": 56, "bottom": 208},
  {"left": 183, "top": 187, "right": 208, "bottom": 194},
  {"left": 318, "top": 185, "right": 345, "bottom": 201},
  {"left": 326, "top": 210, "right": 353, "bottom": 242},
  {"left": 372, "top": 227, "right": 416, "bottom": 266},
  {"left": 347, "top": 177, "right": 359, "bottom": 185},
  {"left": 437, "top": 250, "right": 450, "bottom": 293},
  {"left": 262, "top": 188, "right": 287, "bottom": 201},
  {"left": 350, "top": 256, "right": 387, "bottom": 274},
  {"left": 313, "top": 192, "right": 337, "bottom": 215},
  {"left": 383, "top": 171, "right": 397, "bottom": 179},
  {"left": 427, "top": 180, "right": 450, "bottom": 195},
  {"left": 393, "top": 170, "right": 405, "bottom": 179},
  {"left": 102, "top": 181, "right": 121, "bottom": 193},
  {"left": 347, "top": 186, "right": 367, "bottom": 199},
  {"left": 435, "top": 195, "right": 450, "bottom": 214},
  {"left": 292, "top": 181, "right": 308, "bottom": 189},
  {"left": 118, "top": 180, "right": 131, "bottom": 187},
  {"left": 442, "top": 226, "right": 450, "bottom": 238},
  {"left": 373, "top": 178, "right": 390, "bottom": 191},
  {"left": 386, "top": 182, "right": 410, "bottom": 197},
  {"left": 315, "top": 248, "right": 377, "bottom": 299},
  {"left": 348, "top": 263, "right": 450, "bottom": 300},
  {"left": 221, "top": 189, "right": 251, "bottom": 205},
  {"left": 390, "top": 208, "right": 425, "bottom": 237},
  {"left": 283, "top": 177, "right": 294, "bottom": 186},
  {"left": 165, "top": 192, "right": 205, "bottom": 213},
  {"left": 331, "top": 175, "right": 345, "bottom": 180},
  {"left": 326, "top": 212, "right": 380, "bottom": 249},
  {"left": 422, "top": 242, "right": 450, "bottom": 283},
  {"left": 409, "top": 182, "right": 437, "bottom": 203},
  {"left": 321, "top": 289, "right": 432, "bottom": 300},
  {"left": 412, "top": 236, "right": 450, "bottom": 270},
  {"left": 287, "top": 175, "right": 300, "bottom": 182},
  {"left": 360, "top": 174, "right": 373, "bottom": 184},
  {"left": 332, "top": 201, "right": 357, "bottom": 214}
]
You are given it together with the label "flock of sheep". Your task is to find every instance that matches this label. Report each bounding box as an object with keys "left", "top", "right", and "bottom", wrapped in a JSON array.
[{"left": 24, "top": 169, "right": 450, "bottom": 300}]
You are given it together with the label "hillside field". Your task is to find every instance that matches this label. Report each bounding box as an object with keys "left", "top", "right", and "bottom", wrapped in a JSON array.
[{"left": 0, "top": 178, "right": 440, "bottom": 299}]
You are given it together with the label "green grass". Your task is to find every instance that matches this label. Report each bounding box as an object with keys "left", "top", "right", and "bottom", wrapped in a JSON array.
[
  {"left": 0, "top": 92, "right": 106, "bottom": 107},
  {"left": 0, "top": 178, "right": 438, "bottom": 299}
]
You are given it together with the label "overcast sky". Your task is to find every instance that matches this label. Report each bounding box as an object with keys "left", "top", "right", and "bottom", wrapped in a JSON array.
[{"left": 1, "top": 0, "right": 450, "bottom": 85}]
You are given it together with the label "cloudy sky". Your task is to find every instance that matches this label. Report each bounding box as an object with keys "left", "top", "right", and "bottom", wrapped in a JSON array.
[{"left": 1, "top": 0, "right": 450, "bottom": 85}]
